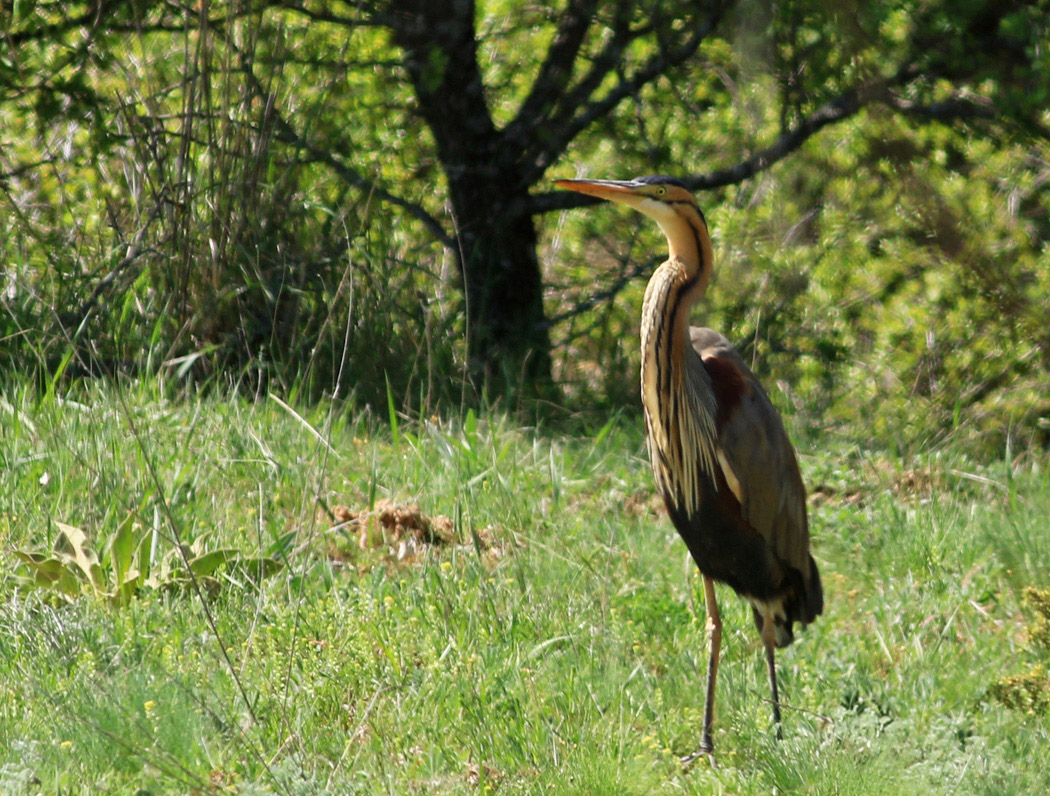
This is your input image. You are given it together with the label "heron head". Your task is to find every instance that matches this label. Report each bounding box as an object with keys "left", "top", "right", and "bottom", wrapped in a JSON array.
[
  {"left": 554, "top": 176, "right": 700, "bottom": 220},
  {"left": 555, "top": 175, "right": 709, "bottom": 270}
]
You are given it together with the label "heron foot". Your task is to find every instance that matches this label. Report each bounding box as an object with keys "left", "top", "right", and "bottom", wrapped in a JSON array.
[{"left": 679, "top": 739, "right": 716, "bottom": 769}]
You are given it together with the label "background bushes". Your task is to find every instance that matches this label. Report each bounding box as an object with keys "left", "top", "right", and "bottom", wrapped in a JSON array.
[{"left": 2, "top": 1, "right": 1048, "bottom": 454}]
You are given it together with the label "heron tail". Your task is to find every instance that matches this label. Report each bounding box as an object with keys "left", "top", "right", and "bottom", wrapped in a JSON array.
[{"left": 752, "top": 555, "right": 824, "bottom": 649}]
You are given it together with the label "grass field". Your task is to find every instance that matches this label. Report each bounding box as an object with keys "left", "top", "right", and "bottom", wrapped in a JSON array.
[{"left": 1, "top": 381, "right": 1048, "bottom": 795}]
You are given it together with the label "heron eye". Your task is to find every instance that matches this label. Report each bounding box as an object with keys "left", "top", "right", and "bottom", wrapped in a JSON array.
[{"left": 656, "top": 186, "right": 666, "bottom": 197}]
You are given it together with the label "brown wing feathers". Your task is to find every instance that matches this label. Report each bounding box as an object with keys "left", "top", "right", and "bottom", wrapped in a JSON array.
[{"left": 691, "top": 327, "right": 823, "bottom": 634}]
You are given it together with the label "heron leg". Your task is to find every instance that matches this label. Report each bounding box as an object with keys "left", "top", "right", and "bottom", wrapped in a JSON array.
[
  {"left": 760, "top": 612, "right": 783, "bottom": 739},
  {"left": 700, "top": 576, "right": 722, "bottom": 754},
  {"left": 682, "top": 575, "right": 721, "bottom": 766}
]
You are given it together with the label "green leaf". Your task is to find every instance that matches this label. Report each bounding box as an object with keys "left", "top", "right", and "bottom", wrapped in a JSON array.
[
  {"left": 385, "top": 374, "right": 400, "bottom": 448},
  {"left": 265, "top": 531, "right": 297, "bottom": 558},
  {"left": 112, "top": 571, "right": 142, "bottom": 605},
  {"left": 44, "top": 348, "right": 75, "bottom": 406},
  {"left": 107, "top": 514, "right": 139, "bottom": 589},
  {"left": 14, "top": 553, "right": 66, "bottom": 586},
  {"left": 593, "top": 415, "right": 617, "bottom": 447},
  {"left": 188, "top": 549, "right": 237, "bottom": 578},
  {"left": 227, "top": 557, "right": 283, "bottom": 583},
  {"left": 137, "top": 528, "right": 156, "bottom": 582}
]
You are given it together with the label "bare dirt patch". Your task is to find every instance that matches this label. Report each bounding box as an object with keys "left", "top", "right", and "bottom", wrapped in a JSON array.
[{"left": 324, "top": 499, "right": 503, "bottom": 570}]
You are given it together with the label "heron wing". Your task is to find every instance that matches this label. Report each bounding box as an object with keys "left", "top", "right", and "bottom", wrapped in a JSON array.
[{"left": 689, "top": 327, "right": 809, "bottom": 572}]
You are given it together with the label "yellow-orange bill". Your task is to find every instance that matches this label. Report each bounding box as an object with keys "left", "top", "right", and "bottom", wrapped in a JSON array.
[{"left": 553, "top": 178, "right": 641, "bottom": 201}]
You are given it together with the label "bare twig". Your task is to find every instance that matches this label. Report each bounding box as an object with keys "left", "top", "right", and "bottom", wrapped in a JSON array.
[
  {"left": 547, "top": 255, "right": 660, "bottom": 327},
  {"left": 216, "top": 29, "right": 456, "bottom": 249},
  {"left": 65, "top": 200, "right": 166, "bottom": 338},
  {"left": 0, "top": 158, "right": 56, "bottom": 182}
]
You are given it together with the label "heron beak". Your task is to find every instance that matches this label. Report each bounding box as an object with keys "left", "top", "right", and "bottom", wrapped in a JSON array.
[
  {"left": 555, "top": 177, "right": 692, "bottom": 260},
  {"left": 554, "top": 178, "right": 646, "bottom": 207}
]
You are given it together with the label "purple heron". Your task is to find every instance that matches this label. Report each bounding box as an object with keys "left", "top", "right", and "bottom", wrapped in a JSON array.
[{"left": 555, "top": 176, "right": 823, "bottom": 762}]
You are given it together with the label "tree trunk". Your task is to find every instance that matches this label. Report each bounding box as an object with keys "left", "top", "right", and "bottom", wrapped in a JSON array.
[
  {"left": 448, "top": 171, "right": 554, "bottom": 396},
  {"left": 389, "top": 0, "right": 554, "bottom": 398},
  {"left": 444, "top": 173, "right": 555, "bottom": 400}
]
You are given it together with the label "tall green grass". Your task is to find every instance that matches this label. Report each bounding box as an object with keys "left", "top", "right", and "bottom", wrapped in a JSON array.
[{"left": 1, "top": 382, "right": 1048, "bottom": 794}]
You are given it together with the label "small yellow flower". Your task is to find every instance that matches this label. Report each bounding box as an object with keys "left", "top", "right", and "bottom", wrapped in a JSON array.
[
  {"left": 60, "top": 740, "right": 73, "bottom": 750},
  {"left": 440, "top": 561, "right": 452, "bottom": 572},
  {"left": 144, "top": 700, "right": 157, "bottom": 717}
]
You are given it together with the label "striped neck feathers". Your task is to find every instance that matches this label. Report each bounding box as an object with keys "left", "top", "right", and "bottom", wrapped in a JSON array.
[
  {"left": 651, "top": 200, "right": 713, "bottom": 294},
  {"left": 639, "top": 259, "right": 718, "bottom": 516}
]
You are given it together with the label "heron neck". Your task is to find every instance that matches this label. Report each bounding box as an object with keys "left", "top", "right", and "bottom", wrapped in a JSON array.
[
  {"left": 640, "top": 259, "right": 699, "bottom": 420},
  {"left": 638, "top": 204, "right": 716, "bottom": 461},
  {"left": 639, "top": 260, "right": 718, "bottom": 516},
  {"left": 641, "top": 261, "right": 693, "bottom": 358},
  {"left": 653, "top": 204, "right": 713, "bottom": 291}
]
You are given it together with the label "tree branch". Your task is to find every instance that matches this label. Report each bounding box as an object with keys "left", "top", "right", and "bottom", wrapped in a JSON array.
[
  {"left": 268, "top": 112, "right": 454, "bottom": 249},
  {"left": 271, "top": 0, "right": 393, "bottom": 29},
  {"left": 683, "top": 70, "right": 907, "bottom": 192},
  {"left": 522, "top": 4, "right": 728, "bottom": 183},
  {"left": 889, "top": 94, "right": 1050, "bottom": 141},
  {"left": 502, "top": 0, "right": 600, "bottom": 148},
  {"left": 0, "top": 158, "right": 56, "bottom": 183},
  {"left": 5, "top": 1, "right": 114, "bottom": 46},
  {"left": 888, "top": 94, "right": 995, "bottom": 123},
  {"left": 530, "top": 66, "right": 916, "bottom": 213},
  {"left": 310, "top": 150, "right": 454, "bottom": 248},
  {"left": 4, "top": 1, "right": 236, "bottom": 45}
]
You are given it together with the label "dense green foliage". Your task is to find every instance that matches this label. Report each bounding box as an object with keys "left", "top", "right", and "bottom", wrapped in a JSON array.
[
  {"left": 1, "top": 1, "right": 1048, "bottom": 450},
  {"left": 1, "top": 386, "right": 1049, "bottom": 793}
]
